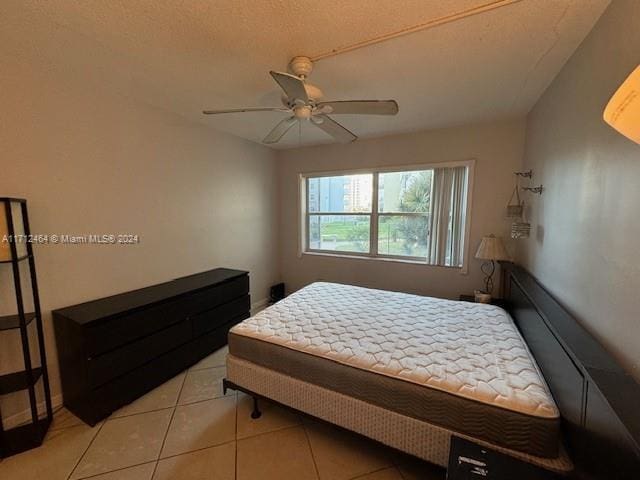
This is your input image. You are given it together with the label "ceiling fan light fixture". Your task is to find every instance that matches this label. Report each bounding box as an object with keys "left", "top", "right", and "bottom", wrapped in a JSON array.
[
  {"left": 202, "top": 57, "right": 399, "bottom": 145},
  {"left": 283, "top": 83, "right": 323, "bottom": 107},
  {"left": 294, "top": 105, "right": 312, "bottom": 120}
]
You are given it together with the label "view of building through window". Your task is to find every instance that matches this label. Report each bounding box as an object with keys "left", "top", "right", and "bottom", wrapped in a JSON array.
[
  {"left": 307, "top": 170, "right": 435, "bottom": 258},
  {"left": 305, "top": 166, "right": 468, "bottom": 266},
  {"left": 307, "top": 174, "right": 372, "bottom": 253}
]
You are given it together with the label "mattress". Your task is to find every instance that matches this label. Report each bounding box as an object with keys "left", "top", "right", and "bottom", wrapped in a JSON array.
[{"left": 229, "top": 282, "right": 560, "bottom": 457}]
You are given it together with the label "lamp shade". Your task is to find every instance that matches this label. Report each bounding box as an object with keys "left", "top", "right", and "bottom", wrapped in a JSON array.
[
  {"left": 475, "top": 234, "right": 510, "bottom": 261},
  {"left": 604, "top": 65, "right": 640, "bottom": 144}
]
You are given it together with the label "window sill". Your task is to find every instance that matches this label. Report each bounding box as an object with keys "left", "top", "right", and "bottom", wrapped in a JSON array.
[{"left": 300, "top": 250, "right": 467, "bottom": 272}]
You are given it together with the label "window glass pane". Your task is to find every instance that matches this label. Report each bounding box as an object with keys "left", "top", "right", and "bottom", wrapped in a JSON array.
[
  {"left": 307, "top": 174, "right": 372, "bottom": 213},
  {"left": 309, "top": 215, "right": 370, "bottom": 253},
  {"left": 379, "top": 170, "right": 432, "bottom": 213},
  {"left": 377, "top": 215, "right": 429, "bottom": 258}
]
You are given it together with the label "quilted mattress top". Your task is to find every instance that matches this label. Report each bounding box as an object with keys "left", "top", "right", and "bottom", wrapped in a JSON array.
[{"left": 231, "top": 282, "right": 558, "bottom": 418}]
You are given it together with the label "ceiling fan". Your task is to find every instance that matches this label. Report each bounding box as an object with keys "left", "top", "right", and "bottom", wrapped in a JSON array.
[{"left": 203, "top": 56, "right": 399, "bottom": 145}]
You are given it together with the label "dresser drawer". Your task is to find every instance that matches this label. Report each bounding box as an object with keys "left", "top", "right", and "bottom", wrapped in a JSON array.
[
  {"left": 191, "top": 295, "right": 250, "bottom": 337},
  {"left": 87, "top": 320, "right": 191, "bottom": 388},
  {"left": 85, "top": 297, "right": 188, "bottom": 356},
  {"left": 185, "top": 275, "right": 249, "bottom": 317},
  {"left": 53, "top": 268, "right": 250, "bottom": 425}
]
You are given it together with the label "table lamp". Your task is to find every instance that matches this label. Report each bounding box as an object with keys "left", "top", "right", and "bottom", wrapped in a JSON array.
[
  {"left": 604, "top": 65, "right": 640, "bottom": 144},
  {"left": 475, "top": 234, "right": 510, "bottom": 300}
]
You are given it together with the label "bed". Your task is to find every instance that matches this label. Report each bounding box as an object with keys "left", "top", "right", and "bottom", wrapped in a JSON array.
[{"left": 225, "top": 281, "right": 573, "bottom": 473}]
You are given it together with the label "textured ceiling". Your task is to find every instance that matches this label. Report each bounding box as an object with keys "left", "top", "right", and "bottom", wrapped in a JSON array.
[{"left": 3, "top": 0, "right": 610, "bottom": 148}]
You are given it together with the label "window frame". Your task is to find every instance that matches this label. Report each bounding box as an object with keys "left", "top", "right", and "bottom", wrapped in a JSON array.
[{"left": 298, "top": 159, "right": 475, "bottom": 273}]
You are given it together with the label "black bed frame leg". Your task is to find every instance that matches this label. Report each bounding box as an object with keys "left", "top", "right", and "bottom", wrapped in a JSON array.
[
  {"left": 223, "top": 378, "right": 261, "bottom": 419},
  {"left": 251, "top": 396, "right": 262, "bottom": 419}
]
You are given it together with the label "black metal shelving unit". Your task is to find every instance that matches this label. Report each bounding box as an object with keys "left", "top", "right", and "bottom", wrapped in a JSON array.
[{"left": 0, "top": 197, "right": 53, "bottom": 458}]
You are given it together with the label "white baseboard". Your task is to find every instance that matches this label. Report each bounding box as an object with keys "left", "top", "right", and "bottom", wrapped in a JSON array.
[
  {"left": 5, "top": 300, "right": 268, "bottom": 429},
  {"left": 3, "top": 393, "right": 64, "bottom": 430},
  {"left": 251, "top": 297, "right": 269, "bottom": 315}
]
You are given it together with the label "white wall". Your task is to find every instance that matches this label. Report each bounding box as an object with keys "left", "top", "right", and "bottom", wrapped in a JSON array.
[
  {"left": 0, "top": 22, "right": 280, "bottom": 423},
  {"left": 277, "top": 119, "right": 525, "bottom": 299},
  {"left": 518, "top": 0, "right": 640, "bottom": 380}
]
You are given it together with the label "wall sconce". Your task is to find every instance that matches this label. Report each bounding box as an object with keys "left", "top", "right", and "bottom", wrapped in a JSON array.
[
  {"left": 514, "top": 170, "right": 533, "bottom": 179},
  {"left": 522, "top": 186, "right": 544, "bottom": 195},
  {"left": 507, "top": 172, "right": 533, "bottom": 239},
  {"left": 603, "top": 65, "right": 640, "bottom": 144}
]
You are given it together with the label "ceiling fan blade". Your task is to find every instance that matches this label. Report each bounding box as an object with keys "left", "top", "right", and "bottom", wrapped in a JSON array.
[
  {"left": 263, "top": 116, "right": 298, "bottom": 144},
  {"left": 316, "top": 100, "right": 399, "bottom": 115},
  {"left": 270, "top": 71, "right": 308, "bottom": 103},
  {"left": 203, "top": 107, "right": 289, "bottom": 115},
  {"left": 312, "top": 115, "right": 357, "bottom": 144}
]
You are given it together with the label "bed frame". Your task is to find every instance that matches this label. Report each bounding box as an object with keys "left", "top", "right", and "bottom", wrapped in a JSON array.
[
  {"left": 501, "top": 263, "right": 640, "bottom": 479},
  {"left": 224, "top": 264, "right": 640, "bottom": 479}
]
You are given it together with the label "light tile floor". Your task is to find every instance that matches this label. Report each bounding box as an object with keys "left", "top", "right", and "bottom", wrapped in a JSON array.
[{"left": 0, "top": 346, "right": 445, "bottom": 480}]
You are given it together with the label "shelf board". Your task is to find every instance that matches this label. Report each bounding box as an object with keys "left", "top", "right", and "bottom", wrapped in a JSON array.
[
  {"left": 0, "top": 312, "right": 36, "bottom": 331},
  {"left": 0, "top": 254, "right": 32, "bottom": 264},
  {"left": 0, "top": 417, "right": 50, "bottom": 458},
  {"left": 0, "top": 367, "right": 43, "bottom": 395}
]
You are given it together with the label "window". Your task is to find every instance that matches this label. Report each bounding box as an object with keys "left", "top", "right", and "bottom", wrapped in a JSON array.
[
  {"left": 302, "top": 163, "right": 471, "bottom": 267},
  {"left": 307, "top": 174, "right": 373, "bottom": 254}
]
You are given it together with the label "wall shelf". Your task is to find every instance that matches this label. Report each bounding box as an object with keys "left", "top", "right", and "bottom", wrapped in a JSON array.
[
  {"left": 0, "top": 254, "right": 32, "bottom": 264},
  {"left": 0, "top": 312, "right": 36, "bottom": 331},
  {"left": 0, "top": 418, "right": 51, "bottom": 458},
  {"left": 0, "top": 198, "right": 52, "bottom": 459},
  {"left": 0, "top": 368, "right": 43, "bottom": 395}
]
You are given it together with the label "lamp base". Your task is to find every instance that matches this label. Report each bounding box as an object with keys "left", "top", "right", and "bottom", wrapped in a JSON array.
[
  {"left": 474, "top": 290, "right": 492, "bottom": 304},
  {"left": 480, "top": 260, "right": 496, "bottom": 295}
]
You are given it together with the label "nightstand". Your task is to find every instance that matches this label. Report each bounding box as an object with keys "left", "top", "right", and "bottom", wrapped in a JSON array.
[{"left": 459, "top": 294, "right": 507, "bottom": 309}]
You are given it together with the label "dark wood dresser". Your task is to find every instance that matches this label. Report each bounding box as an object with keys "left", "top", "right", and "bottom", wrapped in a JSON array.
[{"left": 53, "top": 268, "right": 250, "bottom": 425}]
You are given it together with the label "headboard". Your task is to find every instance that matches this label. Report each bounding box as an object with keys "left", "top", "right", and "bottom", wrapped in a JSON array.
[{"left": 502, "top": 263, "right": 640, "bottom": 480}]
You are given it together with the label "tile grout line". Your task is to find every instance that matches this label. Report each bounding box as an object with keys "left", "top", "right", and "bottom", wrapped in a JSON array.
[
  {"left": 237, "top": 422, "right": 302, "bottom": 442},
  {"left": 349, "top": 466, "right": 401, "bottom": 480},
  {"left": 109, "top": 405, "right": 177, "bottom": 422},
  {"left": 176, "top": 388, "right": 232, "bottom": 408},
  {"left": 49, "top": 405, "right": 82, "bottom": 433},
  {"left": 66, "top": 402, "right": 178, "bottom": 480},
  {"left": 152, "top": 438, "right": 237, "bottom": 463},
  {"left": 348, "top": 453, "right": 402, "bottom": 479},
  {"left": 190, "top": 363, "right": 227, "bottom": 373},
  {"left": 110, "top": 363, "right": 227, "bottom": 422},
  {"left": 54, "top": 353, "right": 225, "bottom": 480},
  {"left": 65, "top": 420, "right": 106, "bottom": 480},
  {"left": 71, "top": 460, "right": 157, "bottom": 480},
  {"left": 153, "top": 395, "right": 238, "bottom": 461},
  {"left": 108, "top": 372, "right": 188, "bottom": 421},
  {"left": 301, "top": 422, "right": 322, "bottom": 480},
  {"left": 150, "top": 369, "right": 190, "bottom": 479},
  {"left": 111, "top": 378, "right": 228, "bottom": 422},
  {"left": 52, "top": 353, "right": 231, "bottom": 480}
]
